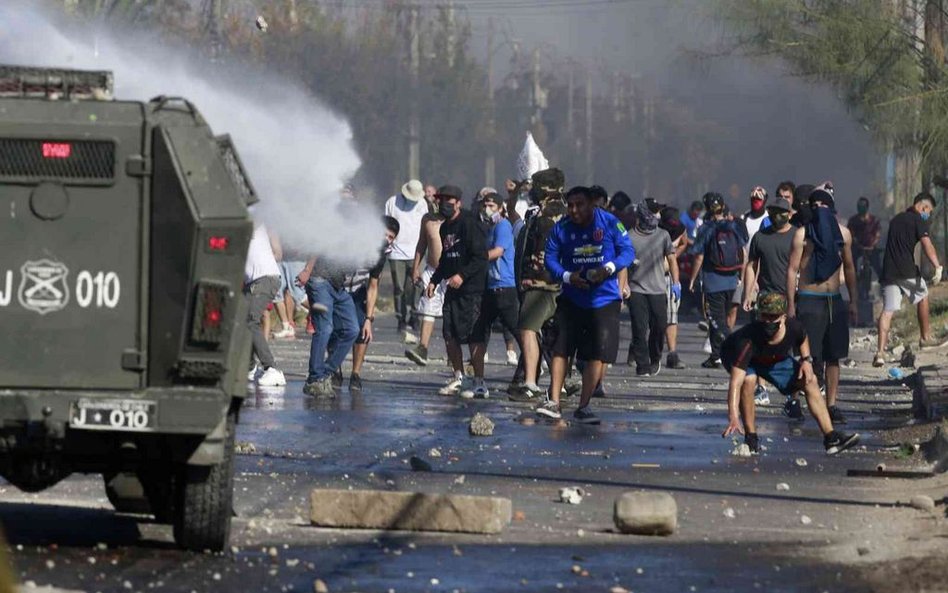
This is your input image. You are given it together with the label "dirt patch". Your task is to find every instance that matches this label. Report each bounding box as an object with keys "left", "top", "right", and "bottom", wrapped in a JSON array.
[{"left": 858, "top": 552, "right": 948, "bottom": 593}]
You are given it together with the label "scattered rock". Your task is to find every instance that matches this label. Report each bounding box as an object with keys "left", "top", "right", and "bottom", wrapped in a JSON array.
[
  {"left": 453, "top": 475, "right": 466, "bottom": 485},
  {"left": 857, "top": 546, "right": 871, "bottom": 556},
  {"left": 795, "top": 458, "right": 808, "bottom": 467},
  {"left": 892, "top": 344, "right": 905, "bottom": 358},
  {"left": 428, "top": 448, "right": 442, "bottom": 458},
  {"left": 723, "top": 507, "right": 736, "bottom": 519},
  {"left": 558, "top": 486, "right": 585, "bottom": 505},
  {"left": 235, "top": 441, "right": 257, "bottom": 454},
  {"left": 313, "top": 579, "right": 329, "bottom": 593},
  {"left": 800, "top": 515, "right": 812, "bottom": 525},
  {"left": 611, "top": 587, "right": 630, "bottom": 593},
  {"left": 255, "top": 15, "right": 269, "bottom": 32},
  {"left": 909, "top": 495, "right": 936, "bottom": 512},
  {"left": 409, "top": 456, "right": 432, "bottom": 472},
  {"left": 776, "top": 483, "right": 790, "bottom": 491},
  {"left": 519, "top": 416, "right": 536, "bottom": 426},
  {"left": 731, "top": 444, "right": 752, "bottom": 457},
  {"left": 613, "top": 491, "right": 677, "bottom": 535},
  {"left": 469, "top": 413, "right": 495, "bottom": 436}
]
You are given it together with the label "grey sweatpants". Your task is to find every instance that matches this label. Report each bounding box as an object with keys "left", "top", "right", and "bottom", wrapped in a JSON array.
[{"left": 245, "top": 275, "right": 281, "bottom": 368}]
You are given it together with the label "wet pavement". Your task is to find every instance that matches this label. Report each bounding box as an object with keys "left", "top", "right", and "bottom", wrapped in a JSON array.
[{"left": 1, "top": 311, "right": 943, "bottom": 593}]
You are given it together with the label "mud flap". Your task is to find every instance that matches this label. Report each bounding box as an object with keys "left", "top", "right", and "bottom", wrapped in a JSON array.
[{"left": 186, "top": 408, "right": 229, "bottom": 466}]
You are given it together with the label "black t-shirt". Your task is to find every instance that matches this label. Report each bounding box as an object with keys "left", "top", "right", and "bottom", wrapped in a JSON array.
[
  {"left": 722, "top": 318, "right": 807, "bottom": 370},
  {"left": 748, "top": 226, "right": 794, "bottom": 295},
  {"left": 882, "top": 210, "right": 929, "bottom": 284},
  {"left": 342, "top": 249, "right": 388, "bottom": 294},
  {"left": 432, "top": 210, "right": 488, "bottom": 294}
]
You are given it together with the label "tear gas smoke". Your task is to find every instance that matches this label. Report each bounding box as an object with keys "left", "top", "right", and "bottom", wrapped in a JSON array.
[{"left": 0, "top": 2, "right": 383, "bottom": 267}]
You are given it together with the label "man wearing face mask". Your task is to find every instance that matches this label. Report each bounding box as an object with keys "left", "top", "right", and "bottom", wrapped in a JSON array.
[
  {"left": 427, "top": 185, "right": 488, "bottom": 397},
  {"left": 721, "top": 293, "right": 860, "bottom": 455},
  {"left": 874, "top": 193, "right": 945, "bottom": 366},
  {"left": 743, "top": 197, "right": 794, "bottom": 309},
  {"left": 405, "top": 193, "right": 446, "bottom": 367},
  {"left": 786, "top": 185, "right": 856, "bottom": 425},
  {"left": 466, "top": 193, "right": 521, "bottom": 398},
  {"left": 728, "top": 186, "right": 772, "bottom": 329},
  {"left": 627, "top": 203, "right": 679, "bottom": 376}
]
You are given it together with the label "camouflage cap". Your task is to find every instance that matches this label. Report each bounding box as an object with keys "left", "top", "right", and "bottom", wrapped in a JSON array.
[
  {"left": 758, "top": 292, "right": 787, "bottom": 316},
  {"left": 531, "top": 167, "right": 565, "bottom": 193}
]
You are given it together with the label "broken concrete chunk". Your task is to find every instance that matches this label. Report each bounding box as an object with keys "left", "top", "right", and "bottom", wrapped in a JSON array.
[
  {"left": 613, "top": 491, "right": 677, "bottom": 535},
  {"left": 909, "top": 495, "right": 936, "bottom": 512},
  {"left": 310, "top": 489, "right": 511, "bottom": 534},
  {"left": 469, "top": 413, "right": 495, "bottom": 436}
]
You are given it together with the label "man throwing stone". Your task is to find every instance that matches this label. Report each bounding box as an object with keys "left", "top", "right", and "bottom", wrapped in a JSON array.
[{"left": 536, "top": 186, "right": 635, "bottom": 424}]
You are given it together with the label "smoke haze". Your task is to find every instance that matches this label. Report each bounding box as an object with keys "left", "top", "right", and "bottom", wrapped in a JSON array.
[{"left": 0, "top": 2, "right": 383, "bottom": 267}]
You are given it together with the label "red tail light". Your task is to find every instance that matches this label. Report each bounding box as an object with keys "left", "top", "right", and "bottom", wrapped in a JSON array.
[
  {"left": 208, "top": 236, "right": 229, "bottom": 252},
  {"left": 191, "top": 281, "right": 229, "bottom": 345}
]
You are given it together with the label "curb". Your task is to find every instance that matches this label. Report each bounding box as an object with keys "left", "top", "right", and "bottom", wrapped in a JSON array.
[
  {"left": 922, "top": 421, "right": 948, "bottom": 474},
  {"left": 913, "top": 365, "right": 948, "bottom": 420}
]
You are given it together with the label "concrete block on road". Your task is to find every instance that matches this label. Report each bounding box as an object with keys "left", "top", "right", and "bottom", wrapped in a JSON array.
[
  {"left": 614, "top": 491, "right": 677, "bottom": 536},
  {"left": 310, "top": 488, "right": 511, "bottom": 534}
]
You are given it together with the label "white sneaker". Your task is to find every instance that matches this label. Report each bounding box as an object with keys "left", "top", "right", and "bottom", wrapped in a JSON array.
[
  {"left": 403, "top": 331, "right": 419, "bottom": 345},
  {"left": 257, "top": 367, "right": 287, "bottom": 387},
  {"left": 273, "top": 324, "right": 295, "bottom": 339},
  {"left": 484, "top": 352, "right": 489, "bottom": 363},
  {"left": 506, "top": 350, "right": 518, "bottom": 366},
  {"left": 459, "top": 376, "right": 478, "bottom": 399},
  {"left": 247, "top": 366, "right": 262, "bottom": 381},
  {"left": 439, "top": 375, "right": 464, "bottom": 396},
  {"left": 473, "top": 384, "right": 490, "bottom": 399},
  {"left": 703, "top": 337, "right": 712, "bottom": 354}
]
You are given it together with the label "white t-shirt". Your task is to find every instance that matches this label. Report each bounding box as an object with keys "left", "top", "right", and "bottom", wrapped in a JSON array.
[
  {"left": 384, "top": 193, "right": 428, "bottom": 261},
  {"left": 245, "top": 222, "right": 281, "bottom": 283},
  {"left": 743, "top": 212, "right": 771, "bottom": 244}
]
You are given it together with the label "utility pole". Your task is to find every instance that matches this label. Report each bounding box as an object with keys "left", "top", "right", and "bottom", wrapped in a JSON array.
[
  {"left": 288, "top": 0, "right": 299, "bottom": 31},
  {"left": 206, "top": 0, "right": 223, "bottom": 61},
  {"left": 446, "top": 0, "right": 456, "bottom": 69},
  {"left": 485, "top": 16, "right": 496, "bottom": 188},
  {"left": 567, "top": 63, "right": 575, "bottom": 137},
  {"left": 408, "top": 4, "right": 420, "bottom": 182},
  {"left": 531, "top": 48, "right": 541, "bottom": 127},
  {"left": 585, "top": 71, "right": 593, "bottom": 185}
]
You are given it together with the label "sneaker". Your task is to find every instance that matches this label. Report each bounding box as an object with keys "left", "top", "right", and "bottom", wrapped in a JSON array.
[
  {"left": 573, "top": 406, "right": 601, "bottom": 425},
  {"left": 349, "top": 373, "right": 363, "bottom": 392},
  {"left": 331, "top": 368, "right": 344, "bottom": 389},
  {"left": 439, "top": 375, "right": 465, "bottom": 396},
  {"left": 509, "top": 383, "right": 543, "bottom": 402},
  {"left": 405, "top": 344, "right": 429, "bottom": 366},
  {"left": 666, "top": 352, "right": 686, "bottom": 369},
  {"left": 697, "top": 320, "right": 709, "bottom": 332},
  {"left": 783, "top": 396, "right": 804, "bottom": 420},
  {"left": 626, "top": 350, "right": 636, "bottom": 367},
  {"left": 591, "top": 382, "right": 605, "bottom": 398},
  {"left": 564, "top": 379, "right": 583, "bottom": 398},
  {"left": 303, "top": 377, "right": 336, "bottom": 398},
  {"left": 702, "top": 337, "right": 712, "bottom": 354},
  {"left": 649, "top": 360, "right": 661, "bottom": 377},
  {"left": 484, "top": 352, "right": 489, "bottom": 363},
  {"left": 754, "top": 384, "right": 770, "bottom": 405},
  {"left": 535, "top": 398, "right": 562, "bottom": 419},
  {"left": 273, "top": 324, "right": 295, "bottom": 339},
  {"left": 828, "top": 405, "right": 847, "bottom": 424},
  {"left": 635, "top": 367, "right": 651, "bottom": 377},
  {"left": 257, "top": 367, "right": 287, "bottom": 387},
  {"left": 473, "top": 384, "right": 490, "bottom": 399},
  {"left": 824, "top": 431, "right": 860, "bottom": 455},
  {"left": 744, "top": 432, "right": 761, "bottom": 455},
  {"left": 506, "top": 350, "right": 519, "bottom": 366},
  {"left": 247, "top": 366, "right": 262, "bottom": 382},
  {"left": 459, "top": 377, "right": 479, "bottom": 399},
  {"left": 700, "top": 357, "right": 721, "bottom": 369},
  {"left": 403, "top": 330, "right": 419, "bottom": 345},
  {"left": 919, "top": 336, "right": 948, "bottom": 350}
]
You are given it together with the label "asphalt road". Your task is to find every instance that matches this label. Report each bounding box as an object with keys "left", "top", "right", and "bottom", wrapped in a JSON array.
[{"left": 1, "top": 310, "right": 945, "bottom": 593}]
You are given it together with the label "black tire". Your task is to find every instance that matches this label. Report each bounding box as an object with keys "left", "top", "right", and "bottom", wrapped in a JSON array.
[{"left": 172, "top": 411, "right": 236, "bottom": 552}]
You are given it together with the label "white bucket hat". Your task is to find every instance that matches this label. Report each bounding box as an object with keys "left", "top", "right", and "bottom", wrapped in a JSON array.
[{"left": 401, "top": 179, "right": 425, "bottom": 202}]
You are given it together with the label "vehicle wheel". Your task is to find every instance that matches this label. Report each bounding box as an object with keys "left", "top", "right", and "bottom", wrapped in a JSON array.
[
  {"left": 104, "top": 472, "right": 151, "bottom": 515},
  {"left": 172, "top": 411, "right": 236, "bottom": 552}
]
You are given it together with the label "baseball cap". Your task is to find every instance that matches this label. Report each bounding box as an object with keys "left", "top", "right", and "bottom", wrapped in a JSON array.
[
  {"left": 436, "top": 185, "right": 463, "bottom": 200},
  {"left": 758, "top": 293, "right": 787, "bottom": 316},
  {"left": 767, "top": 197, "right": 792, "bottom": 212}
]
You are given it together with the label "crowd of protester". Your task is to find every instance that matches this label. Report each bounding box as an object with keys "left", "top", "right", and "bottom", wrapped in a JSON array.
[{"left": 243, "top": 169, "right": 948, "bottom": 457}]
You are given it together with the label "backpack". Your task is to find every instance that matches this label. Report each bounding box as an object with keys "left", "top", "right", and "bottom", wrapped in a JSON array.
[{"left": 705, "top": 222, "right": 743, "bottom": 273}]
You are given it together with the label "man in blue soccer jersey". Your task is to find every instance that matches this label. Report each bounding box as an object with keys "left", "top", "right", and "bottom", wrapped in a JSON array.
[{"left": 536, "top": 186, "right": 635, "bottom": 424}]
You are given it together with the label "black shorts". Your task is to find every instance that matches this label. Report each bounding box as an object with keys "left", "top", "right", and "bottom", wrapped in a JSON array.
[
  {"left": 442, "top": 290, "right": 483, "bottom": 344},
  {"left": 797, "top": 293, "right": 849, "bottom": 363},
  {"left": 551, "top": 297, "right": 621, "bottom": 363},
  {"left": 352, "top": 286, "right": 369, "bottom": 345},
  {"left": 471, "top": 287, "right": 520, "bottom": 344}
]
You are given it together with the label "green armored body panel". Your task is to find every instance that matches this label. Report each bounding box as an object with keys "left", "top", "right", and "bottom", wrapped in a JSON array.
[{"left": 0, "top": 66, "right": 254, "bottom": 551}]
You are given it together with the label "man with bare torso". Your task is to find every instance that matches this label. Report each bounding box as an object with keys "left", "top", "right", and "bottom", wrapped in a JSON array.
[
  {"left": 405, "top": 194, "right": 445, "bottom": 366},
  {"left": 786, "top": 185, "right": 856, "bottom": 425}
]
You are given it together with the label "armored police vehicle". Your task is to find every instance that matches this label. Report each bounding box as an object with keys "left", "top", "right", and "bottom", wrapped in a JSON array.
[{"left": 0, "top": 66, "right": 254, "bottom": 551}]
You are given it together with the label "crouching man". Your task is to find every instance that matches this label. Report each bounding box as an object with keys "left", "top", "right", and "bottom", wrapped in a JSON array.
[{"left": 721, "top": 293, "right": 859, "bottom": 456}]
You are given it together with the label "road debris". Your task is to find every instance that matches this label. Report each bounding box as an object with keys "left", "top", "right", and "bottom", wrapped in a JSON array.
[
  {"left": 800, "top": 515, "right": 812, "bottom": 525},
  {"left": 908, "top": 495, "right": 936, "bottom": 512},
  {"left": 255, "top": 15, "right": 269, "bottom": 32},
  {"left": 558, "top": 486, "right": 585, "bottom": 504},
  {"left": 776, "top": 483, "right": 790, "bottom": 491},
  {"left": 723, "top": 507, "right": 736, "bottom": 519},
  {"left": 614, "top": 491, "right": 677, "bottom": 535},
  {"left": 313, "top": 579, "right": 329, "bottom": 593},
  {"left": 795, "top": 458, "right": 808, "bottom": 467},
  {"left": 409, "top": 456, "right": 432, "bottom": 472},
  {"left": 469, "top": 413, "right": 495, "bottom": 436},
  {"left": 731, "top": 443, "right": 752, "bottom": 457}
]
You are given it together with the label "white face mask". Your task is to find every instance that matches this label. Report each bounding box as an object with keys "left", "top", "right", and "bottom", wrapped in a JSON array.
[{"left": 490, "top": 211, "right": 503, "bottom": 224}]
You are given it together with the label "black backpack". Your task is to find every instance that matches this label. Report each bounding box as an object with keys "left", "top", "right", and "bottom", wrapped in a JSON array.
[{"left": 705, "top": 222, "right": 743, "bottom": 273}]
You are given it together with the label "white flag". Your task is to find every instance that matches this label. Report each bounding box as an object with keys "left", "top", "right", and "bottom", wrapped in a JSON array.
[{"left": 515, "top": 131, "right": 549, "bottom": 182}]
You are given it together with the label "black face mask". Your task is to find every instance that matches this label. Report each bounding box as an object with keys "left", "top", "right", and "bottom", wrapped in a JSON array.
[
  {"left": 439, "top": 201, "right": 457, "bottom": 219},
  {"left": 761, "top": 319, "right": 781, "bottom": 339},
  {"left": 770, "top": 212, "right": 790, "bottom": 228}
]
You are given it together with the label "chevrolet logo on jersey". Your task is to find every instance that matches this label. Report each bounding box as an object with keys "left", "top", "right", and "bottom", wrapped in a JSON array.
[{"left": 573, "top": 244, "right": 602, "bottom": 257}]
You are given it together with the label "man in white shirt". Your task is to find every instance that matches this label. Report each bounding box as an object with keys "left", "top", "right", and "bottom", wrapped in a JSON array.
[
  {"left": 245, "top": 218, "right": 287, "bottom": 387},
  {"left": 384, "top": 179, "right": 429, "bottom": 340}
]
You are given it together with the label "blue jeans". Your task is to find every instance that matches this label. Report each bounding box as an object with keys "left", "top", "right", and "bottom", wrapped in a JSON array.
[{"left": 305, "top": 278, "right": 359, "bottom": 382}]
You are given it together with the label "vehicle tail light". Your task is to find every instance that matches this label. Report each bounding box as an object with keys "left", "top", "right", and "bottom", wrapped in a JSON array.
[{"left": 190, "top": 281, "right": 229, "bottom": 345}]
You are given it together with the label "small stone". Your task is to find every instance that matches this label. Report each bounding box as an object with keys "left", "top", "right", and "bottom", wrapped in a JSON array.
[
  {"left": 857, "top": 546, "right": 870, "bottom": 556},
  {"left": 723, "top": 507, "right": 736, "bottom": 519},
  {"left": 519, "top": 417, "right": 536, "bottom": 426},
  {"left": 469, "top": 413, "right": 495, "bottom": 436},
  {"left": 571, "top": 565, "right": 582, "bottom": 574},
  {"left": 268, "top": 546, "right": 279, "bottom": 557},
  {"left": 45, "top": 560, "right": 55, "bottom": 569},
  {"left": 212, "top": 573, "right": 221, "bottom": 581},
  {"left": 909, "top": 495, "right": 936, "bottom": 512},
  {"left": 776, "top": 483, "right": 790, "bottom": 491},
  {"left": 313, "top": 579, "right": 329, "bottom": 593},
  {"left": 800, "top": 515, "right": 812, "bottom": 525},
  {"left": 614, "top": 491, "right": 677, "bottom": 535},
  {"left": 430, "top": 578, "right": 440, "bottom": 585},
  {"left": 611, "top": 587, "right": 630, "bottom": 593},
  {"left": 428, "top": 448, "right": 442, "bottom": 458},
  {"left": 453, "top": 475, "right": 466, "bottom": 484},
  {"left": 731, "top": 444, "right": 752, "bottom": 457},
  {"left": 795, "top": 458, "right": 808, "bottom": 467}
]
